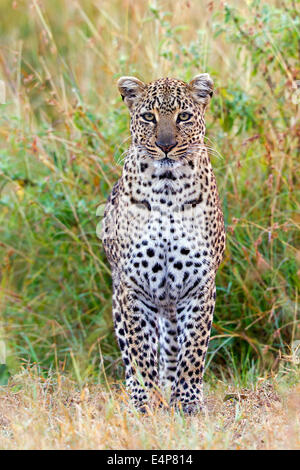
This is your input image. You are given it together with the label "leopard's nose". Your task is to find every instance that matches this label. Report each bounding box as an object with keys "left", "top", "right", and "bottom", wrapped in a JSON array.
[{"left": 155, "top": 140, "right": 178, "bottom": 154}]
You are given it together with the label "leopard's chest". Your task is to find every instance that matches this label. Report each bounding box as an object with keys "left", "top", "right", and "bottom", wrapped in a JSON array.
[{"left": 122, "top": 197, "right": 214, "bottom": 306}]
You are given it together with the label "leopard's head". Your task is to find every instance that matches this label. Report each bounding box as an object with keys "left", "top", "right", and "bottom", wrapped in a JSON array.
[{"left": 117, "top": 75, "right": 213, "bottom": 164}]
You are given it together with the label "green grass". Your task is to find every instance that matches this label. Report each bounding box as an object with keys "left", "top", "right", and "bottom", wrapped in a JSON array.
[{"left": 0, "top": 0, "right": 299, "bottom": 388}]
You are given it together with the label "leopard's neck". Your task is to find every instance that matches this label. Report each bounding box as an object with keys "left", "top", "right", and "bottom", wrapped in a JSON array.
[{"left": 121, "top": 145, "right": 214, "bottom": 208}]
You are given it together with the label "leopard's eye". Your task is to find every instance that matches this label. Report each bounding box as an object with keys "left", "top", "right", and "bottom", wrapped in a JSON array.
[
  {"left": 177, "top": 112, "right": 192, "bottom": 122},
  {"left": 142, "top": 112, "right": 156, "bottom": 122}
]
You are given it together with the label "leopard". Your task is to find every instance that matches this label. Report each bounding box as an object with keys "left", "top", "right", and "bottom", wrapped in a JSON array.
[{"left": 101, "top": 74, "right": 226, "bottom": 415}]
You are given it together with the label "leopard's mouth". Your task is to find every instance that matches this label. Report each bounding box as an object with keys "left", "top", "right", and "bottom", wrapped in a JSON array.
[{"left": 141, "top": 146, "right": 184, "bottom": 168}]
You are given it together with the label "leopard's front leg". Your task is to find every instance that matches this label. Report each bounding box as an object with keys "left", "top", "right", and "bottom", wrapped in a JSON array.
[
  {"left": 112, "top": 283, "right": 160, "bottom": 413},
  {"left": 170, "top": 282, "right": 216, "bottom": 415},
  {"left": 159, "top": 317, "right": 178, "bottom": 392}
]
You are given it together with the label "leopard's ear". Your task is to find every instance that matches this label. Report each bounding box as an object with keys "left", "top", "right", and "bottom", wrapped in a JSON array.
[
  {"left": 117, "top": 76, "right": 146, "bottom": 110},
  {"left": 189, "top": 73, "right": 214, "bottom": 107}
]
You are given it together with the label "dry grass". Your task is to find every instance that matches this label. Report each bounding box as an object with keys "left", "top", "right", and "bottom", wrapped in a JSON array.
[{"left": 0, "top": 368, "right": 299, "bottom": 450}]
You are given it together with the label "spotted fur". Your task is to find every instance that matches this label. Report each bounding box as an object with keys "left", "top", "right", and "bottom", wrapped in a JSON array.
[{"left": 101, "top": 75, "right": 226, "bottom": 414}]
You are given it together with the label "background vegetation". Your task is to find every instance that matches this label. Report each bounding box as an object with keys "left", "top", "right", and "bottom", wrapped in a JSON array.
[{"left": 0, "top": 0, "right": 299, "bottom": 391}]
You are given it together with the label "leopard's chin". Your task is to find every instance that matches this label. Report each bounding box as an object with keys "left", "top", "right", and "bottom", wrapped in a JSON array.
[
  {"left": 158, "top": 156, "right": 177, "bottom": 164},
  {"left": 153, "top": 157, "right": 182, "bottom": 168}
]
